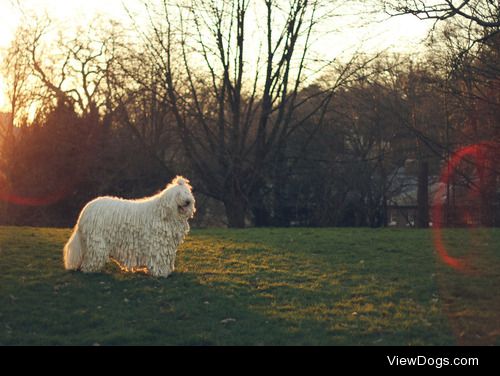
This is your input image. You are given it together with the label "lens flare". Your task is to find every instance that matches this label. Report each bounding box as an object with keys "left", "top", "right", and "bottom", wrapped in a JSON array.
[
  {"left": 0, "top": 186, "right": 72, "bottom": 206},
  {"left": 0, "top": 192, "right": 66, "bottom": 206},
  {"left": 432, "top": 141, "right": 497, "bottom": 271}
]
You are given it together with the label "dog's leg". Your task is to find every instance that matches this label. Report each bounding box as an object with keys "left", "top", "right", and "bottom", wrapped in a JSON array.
[
  {"left": 80, "top": 236, "right": 109, "bottom": 273},
  {"left": 150, "top": 269, "right": 172, "bottom": 278},
  {"left": 148, "top": 254, "right": 173, "bottom": 278}
]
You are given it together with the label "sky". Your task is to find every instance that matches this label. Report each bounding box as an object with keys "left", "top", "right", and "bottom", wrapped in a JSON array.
[{"left": 0, "top": 0, "right": 434, "bottom": 112}]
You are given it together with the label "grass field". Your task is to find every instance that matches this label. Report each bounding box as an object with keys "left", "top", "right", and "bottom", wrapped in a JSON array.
[{"left": 0, "top": 226, "right": 499, "bottom": 345}]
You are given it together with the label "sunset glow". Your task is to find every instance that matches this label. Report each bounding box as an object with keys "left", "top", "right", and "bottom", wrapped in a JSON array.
[{"left": 0, "top": 0, "right": 434, "bottom": 114}]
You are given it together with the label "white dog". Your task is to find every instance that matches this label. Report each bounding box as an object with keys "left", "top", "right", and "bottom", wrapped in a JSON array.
[{"left": 63, "top": 176, "right": 195, "bottom": 277}]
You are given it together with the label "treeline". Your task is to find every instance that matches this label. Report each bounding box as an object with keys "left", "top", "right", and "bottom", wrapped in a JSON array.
[{"left": 1, "top": 1, "right": 499, "bottom": 227}]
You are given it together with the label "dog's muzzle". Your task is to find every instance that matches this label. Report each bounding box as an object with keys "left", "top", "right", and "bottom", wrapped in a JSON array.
[{"left": 178, "top": 199, "right": 192, "bottom": 215}]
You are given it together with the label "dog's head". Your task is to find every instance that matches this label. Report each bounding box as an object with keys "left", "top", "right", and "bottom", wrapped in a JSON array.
[{"left": 165, "top": 176, "right": 196, "bottom": 219}]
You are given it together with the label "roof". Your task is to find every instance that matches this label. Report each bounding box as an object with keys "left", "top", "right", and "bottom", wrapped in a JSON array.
[
  {"left": 388, "top": 182, "right": 446, "bottom": 207},
  {"left": 387, "top": 165, "right": 443, "bottom": 207}
]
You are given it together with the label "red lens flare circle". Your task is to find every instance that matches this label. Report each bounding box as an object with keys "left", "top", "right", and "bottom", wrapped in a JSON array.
[
  {"left": 432, "top": 142, "right": 496, "bottom": 271},
  {"left": 0, "top": 190, "right": 71, "bottom": 206},
  {"left": 0, "top": 175, "right": 74, "bottom": 207}
]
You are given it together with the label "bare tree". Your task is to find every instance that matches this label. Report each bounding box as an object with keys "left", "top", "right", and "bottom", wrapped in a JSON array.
[
  {"left": 384, "top": 0, "right": 500, "bottom": 41},
  {"left": 1, "top": 22, "right": 46, "bottom": 128},
  {"left": 5, "top": 14, "right": 122, "bottom": 125},
  {"left": 132, "top": 0, "right": 367, "bottom": 227}
]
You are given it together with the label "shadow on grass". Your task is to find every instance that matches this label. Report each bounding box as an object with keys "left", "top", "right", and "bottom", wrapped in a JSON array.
[
  {"left": 203, "top": 227, "right": 500, "bottom": 345},
  {"left": 1, "top": 226, "right": 479, "bottom": 345},
  {"left": 179, "top": 229, "right": 457, "bottom": 345},
  {"left": 434, "top": 229, "right": 500, "bottom": 345},
  {"left": 1, "top": 267, "right": 299, "bottom": 345},
  {"left": 0, "top": 227, "right": 286, "bottom": 345}
]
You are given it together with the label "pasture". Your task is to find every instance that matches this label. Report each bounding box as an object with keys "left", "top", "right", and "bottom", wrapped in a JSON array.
[{"left": 0, "top": 226, "right": 498, "bottom": 345}]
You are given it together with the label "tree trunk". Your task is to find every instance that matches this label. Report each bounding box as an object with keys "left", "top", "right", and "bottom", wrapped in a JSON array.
[
  {"left": 224, "top": 197, "right": 246, "bottom": 228},
  {"left": 252, "top": 204, "right": 270, "bottom": 227},
  {"left": 251, "top": 184, "right": 271, "bottom": 227},
  {"left": 478, "top": 149, "right": 496, "bottom": 227},
  {"left": 273, "top": 179, "right": 289, "bottom": 227},
  {"left": 416, "top": 160, "right": 429, "bottom": 228}
]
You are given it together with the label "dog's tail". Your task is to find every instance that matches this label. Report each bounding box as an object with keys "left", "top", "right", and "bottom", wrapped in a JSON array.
[{"left": 63, "top": 228, "right": 83, "bottom": 270}]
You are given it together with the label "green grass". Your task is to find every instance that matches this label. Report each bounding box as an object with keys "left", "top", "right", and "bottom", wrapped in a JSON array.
[{"left": 0, "top": 226, "right": 499, "bottom": 345}]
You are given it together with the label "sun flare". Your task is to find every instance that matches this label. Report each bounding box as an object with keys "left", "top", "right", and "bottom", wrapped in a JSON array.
[{"left": 0, "top": 0, "right": 434, "bottom": 117}]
